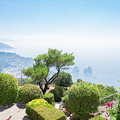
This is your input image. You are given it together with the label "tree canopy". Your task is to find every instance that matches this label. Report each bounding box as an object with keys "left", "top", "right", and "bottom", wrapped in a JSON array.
[{"left": 22, "top": 48, "right": 75, "bottom": 94}]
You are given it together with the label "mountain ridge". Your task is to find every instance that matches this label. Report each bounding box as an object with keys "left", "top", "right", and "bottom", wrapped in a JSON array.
[
  {"left": 0, "top": 42, "right": 14, "bottom": 50},
  {"left": 0, "top": 52, "right": 34, "bottom": 78}
]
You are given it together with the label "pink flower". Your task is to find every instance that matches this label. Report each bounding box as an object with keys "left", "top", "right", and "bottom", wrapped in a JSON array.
[{"left": 106, "top": 101, "right": 113, "bottom": 107}]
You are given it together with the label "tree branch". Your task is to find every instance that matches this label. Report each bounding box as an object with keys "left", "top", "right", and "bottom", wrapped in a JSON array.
[
  {"left": 38, "top": 82, "right": 44, "bottom": 91},
  {"left": 48, "top": 73, "right": 57, "bottom": 83},
  {"left": 48, "top": 69, "right": 60, "bottom": 84}
]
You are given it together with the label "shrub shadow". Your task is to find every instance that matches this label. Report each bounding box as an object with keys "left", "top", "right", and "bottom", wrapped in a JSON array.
[
  {"left": 17, "top": 101, "right": 26, "bottom": 109},
  {"left": 22, "top": 116, "right": 31, "bottom": 120},
  {"left": 0, "top": 103, "right": 14, "bottom": 112}
]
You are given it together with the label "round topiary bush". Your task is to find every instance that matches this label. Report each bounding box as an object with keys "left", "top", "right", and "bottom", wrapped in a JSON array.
[
  {"left": 0, "top": 73, "right": 19, "bottom": 106},
  {"left": 19, "top": 84, "right": 43, "bottom": 104},
  {"left": 43, "top": 93, "right": 55, "bottom": 105},
  {"left": 50, "top": 86, "right": 65, "bottom": 102},
  {"left": 67, "top": 84, "right": 100, "bottom": 120}
]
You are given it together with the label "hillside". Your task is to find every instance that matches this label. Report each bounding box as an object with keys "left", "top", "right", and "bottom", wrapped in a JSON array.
[
  {"left": 0, "top": 42, "right": 14, "bottom": 50},
  {"left": 0, "top": 52, "right": 34, "bottom": 78}
]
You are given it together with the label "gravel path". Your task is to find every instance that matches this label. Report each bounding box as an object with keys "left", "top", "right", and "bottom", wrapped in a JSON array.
[
  {"left": 1, "top": 101, "right": 113, "bottom": 120},
  {"left": 0, "top": 102, "right": 30, "bottom": 120},
  {"left": 0, "top": 101, "right": 69, "bottom": 120},
  {"left": 55, "top": 101, "right": 63, "bottom": 109}
]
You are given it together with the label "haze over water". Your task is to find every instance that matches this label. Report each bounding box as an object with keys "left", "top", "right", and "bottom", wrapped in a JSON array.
[{"left": 0, "top": 0, "right": 120, "bottom": 87}]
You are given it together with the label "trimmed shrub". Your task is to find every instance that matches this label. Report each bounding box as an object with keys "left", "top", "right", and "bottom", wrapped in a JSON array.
[
  {"left": 54, "top": 71, "right": 73, "bottom": 87},
  {"left": 0, "top": 73, "right": 19, "bottom": 106},
  {"left": 50, "top": 86, "right": 65, "bottom": 102},
  {"left": 67, "top": 84, "right": 100, "bottom": 119},
  {"left": 26, "top": 99, "right": 66, "bottom": 120},
  {"left": 19, "top": 84, "right": 43, "bottom": 104},
  {"left": 89, "top": 115, "right": 105, "bottom": 120},
  {"left": 43, "top": 93, "right": 55, "bottom": 105}
]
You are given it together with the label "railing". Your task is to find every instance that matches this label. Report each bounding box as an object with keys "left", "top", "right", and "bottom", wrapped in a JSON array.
[{"left": 92, "top": 92, "right": 120, "bottom": 119}]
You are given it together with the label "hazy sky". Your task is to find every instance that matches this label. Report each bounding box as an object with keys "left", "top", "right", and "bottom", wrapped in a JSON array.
[
  {"left": 0, "top": 0, "right": 120, "bottom": 86},
  {"left": 0, "top": 0, "right": 120, "bottom": 56}
]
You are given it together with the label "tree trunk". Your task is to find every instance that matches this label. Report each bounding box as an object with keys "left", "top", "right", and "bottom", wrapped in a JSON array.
[
  {"left": 38, "top": 82, "right": 48, "bottom": 94},
  {"left": 43, "top": 83, "right": 48, "bottom": 94},
  {"left": 39, "top": 69, "right": 60, "bottom": 94},
  {"left": 38, "top": 82, "right": 43, "bottom": 92}
]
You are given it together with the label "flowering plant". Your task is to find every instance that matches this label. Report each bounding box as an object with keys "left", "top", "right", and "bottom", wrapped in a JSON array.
[
  {"left": 6, "top": 116, "right": 12, "bottom": 120},
  {"left": 106, "top": 101, "right": 113, "bottom": 108},
  {"left": 109, "top": 99, "right": 120, "bottom": 120},
  {"left": 105, "top": 101, "right": 114, "bottom": 120}
]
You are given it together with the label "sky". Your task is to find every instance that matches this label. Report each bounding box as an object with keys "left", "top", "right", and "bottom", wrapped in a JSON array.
[{"left": 0, "top": 0, "right": 120, "bottom": 86}]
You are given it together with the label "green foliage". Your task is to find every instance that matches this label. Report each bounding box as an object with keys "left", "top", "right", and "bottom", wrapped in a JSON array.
[
  {"left": 26, "top": 99, "right": 66, "bottom": 120},
  {"left": 109, "top": 96, "right": 120, "bottom": 120},
  {"left": 22, "top": 67, "right": 34, "bottom": 76},
  {"left": 50, "top": 86, "right": 65, "bottom": 102},
  {"left": 96, "top": 84, "right": 117, "bottom": 105},
  {"left": 77, "top": 79, "right": 83, "bottom": 83},
  {"left": 62, "top": 94, "right": 69, "bottom": 109},
  {"left": 43, "top": 93, "right": 55, "bottom": 106},
  {"left": 75, "top": 82, "right": 117, "bottom": 105},
  {"left": 89, "top": 115, "right": 105, "bottom": 120},
  {"left": 96, "top": 84, "right": 105, "bottom": 89},
  {"left": 19, "top": 84, "right": 43, "bottom": 104},
  {"left": 18, "top": 78, "right": 33, "bottom": 86},
  {"left": 22, "top": 48, "right": 75, "bottom": 94},
  {"left": 75, "top": 80, "right": 93, "bottom": 86},
  {"left": 67, "top": 84, "right": 100, "bottom": 119},
  {"left": 54, "top": 71, "right": 73, "bottom": 87},
  {"left": 109, "top": 107, "right": 118, "bottom": 120},
  {"left": 22, "top": 65, "right": 49, "bottom": 83},
  {"left": 0, "top": 73, "right": 19, "bottom": 106}
]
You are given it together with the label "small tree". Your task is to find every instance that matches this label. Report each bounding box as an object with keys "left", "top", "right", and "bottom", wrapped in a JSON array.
[
  {"left": 54, "top": 71, "right": 73, "bottom": 87},
  {"left": 22, "top": 48, "right": 74, "bottom": 94}
]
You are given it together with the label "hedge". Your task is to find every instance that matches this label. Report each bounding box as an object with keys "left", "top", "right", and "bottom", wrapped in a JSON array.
[
  {"left": 43, "top": 93, "right": 55, "bottom": 106},
  {"left": 0, "top": 73, "right": 19, "bottom": 106},
  {"left": 19, "top": 84, "right": 43, "bottom": 104},
  {"left": 89, "top": 115, "right": 105, "bottom": 120},
  {"left": 50, "top": 86, "right": 65, "bottom": 102},
  {"left": 67, "top": 84, "right": 100, "bottom": 119},
  {"left": 26, "top": 99, "right": 66, "bottom": 120}
]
